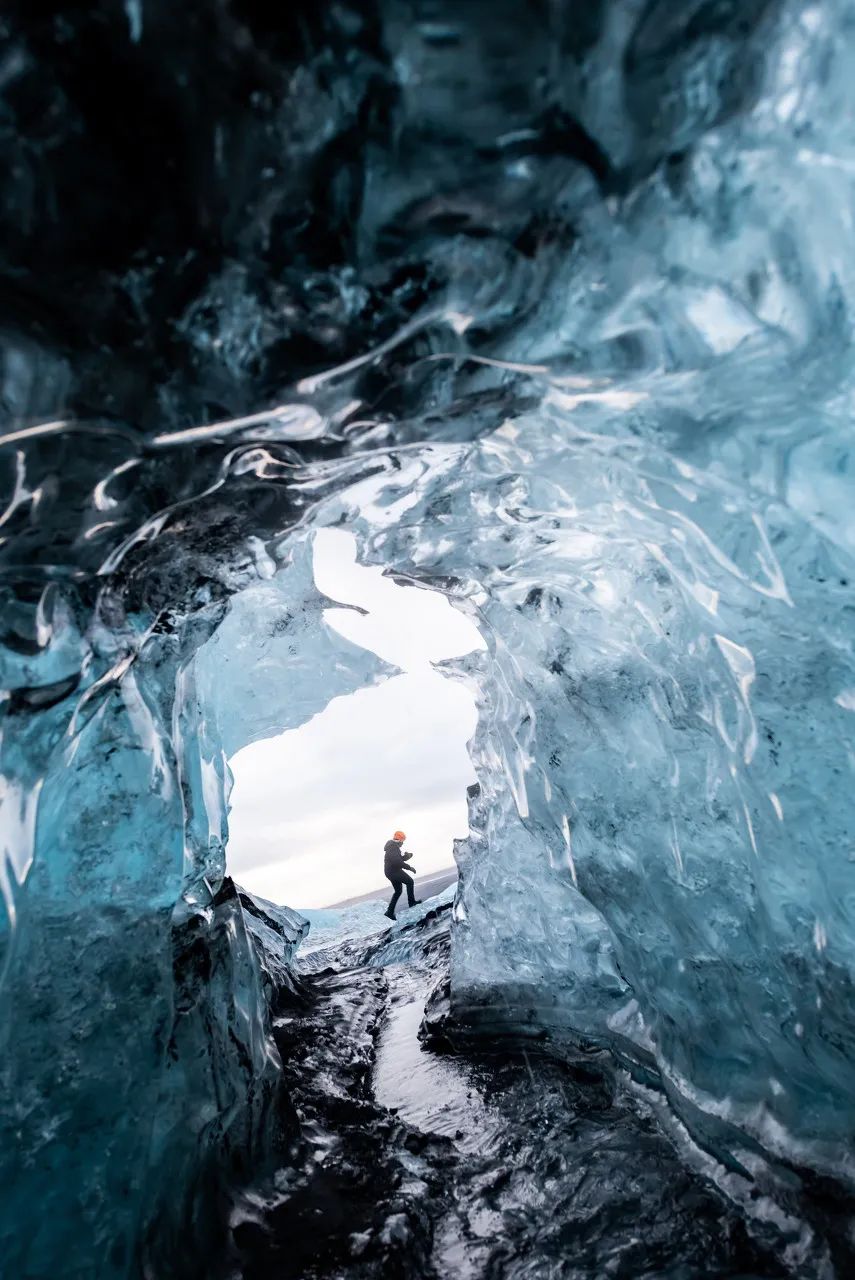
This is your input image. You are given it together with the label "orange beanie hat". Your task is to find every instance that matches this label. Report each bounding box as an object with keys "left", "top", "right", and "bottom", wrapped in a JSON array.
[{"left": 393, "top": 830, "right": 406, "bottom": 842}]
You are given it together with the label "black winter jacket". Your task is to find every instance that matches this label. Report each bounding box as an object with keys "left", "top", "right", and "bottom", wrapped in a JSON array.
[{"left": 384, "top": 840, "right": 411, "bottom": 876}]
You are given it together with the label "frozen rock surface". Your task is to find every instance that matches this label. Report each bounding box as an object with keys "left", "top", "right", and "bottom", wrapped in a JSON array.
[{"left": 2, "top": 0, "right": 855, "bottom": 1275}]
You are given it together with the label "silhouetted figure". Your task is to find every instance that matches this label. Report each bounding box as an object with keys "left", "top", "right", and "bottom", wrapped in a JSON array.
[{"left": 384, "top": 830, "right": 421, "bottom": 921}]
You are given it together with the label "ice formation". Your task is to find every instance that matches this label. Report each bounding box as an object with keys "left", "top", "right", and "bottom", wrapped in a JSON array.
[{"left": 2, "top": 0, "right": 855, "bottom": 1274}]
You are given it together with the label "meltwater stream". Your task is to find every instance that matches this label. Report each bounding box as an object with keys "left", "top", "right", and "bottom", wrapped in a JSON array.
[{"left": 2, "top": 1, "right": 855, "bottom": 1276}]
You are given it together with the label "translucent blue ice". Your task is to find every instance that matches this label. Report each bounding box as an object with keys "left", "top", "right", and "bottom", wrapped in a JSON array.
[
  {"left": 0, "top": 533, "right": 383, "bottom": 1274},
  {"left": 3, "top": 0, "right": 855, "bottom": 1272},
  {"left": 300, "top": 0, "right": 855, "bottom": 1180}
]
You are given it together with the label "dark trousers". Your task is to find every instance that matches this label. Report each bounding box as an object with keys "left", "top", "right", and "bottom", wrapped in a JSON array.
[{"left": 386, "top": 872, "right": 416, "bottom": 913}]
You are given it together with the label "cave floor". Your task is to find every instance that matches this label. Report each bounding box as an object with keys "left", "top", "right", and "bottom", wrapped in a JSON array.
[{"left": 227, "top": 905, "right": 793, "bottom": 1280}]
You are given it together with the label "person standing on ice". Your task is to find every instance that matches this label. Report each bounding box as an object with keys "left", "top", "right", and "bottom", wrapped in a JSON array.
[{"left": 383, "top": 830, "right": 421, "bottom": 921}]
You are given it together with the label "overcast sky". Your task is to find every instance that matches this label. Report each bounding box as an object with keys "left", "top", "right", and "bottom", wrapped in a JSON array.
[{"left": 226, "top": 529, "right": 484, "bottom": 908}]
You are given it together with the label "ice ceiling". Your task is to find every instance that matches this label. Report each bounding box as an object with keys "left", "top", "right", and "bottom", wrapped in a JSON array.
[{"left": 2, "top": 0, "right": 855, "bottom": 1275}]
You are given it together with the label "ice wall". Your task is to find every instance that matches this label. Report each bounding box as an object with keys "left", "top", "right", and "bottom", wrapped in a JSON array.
[
  {"left": 297, "top": 0, "right": 855, "bottom": 1183},
  {"left": 0, "top": 593, "right": 284, "bottom": 1279},
  {"left": 0, "top": 532, "right": 389, "bottom": 1277}
]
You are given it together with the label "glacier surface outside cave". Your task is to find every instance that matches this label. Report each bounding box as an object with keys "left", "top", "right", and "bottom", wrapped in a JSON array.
[{"left": 2, "top": 0, "right": 855, "bottom": 1273}]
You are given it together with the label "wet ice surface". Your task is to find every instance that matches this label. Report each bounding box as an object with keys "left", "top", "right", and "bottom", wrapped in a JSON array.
[
  {"left": 234, "top": 900, "right": 801, "bottom": 1279},
  {"left": 373, "top": 971, "right": 493, "bottom": 1146}
]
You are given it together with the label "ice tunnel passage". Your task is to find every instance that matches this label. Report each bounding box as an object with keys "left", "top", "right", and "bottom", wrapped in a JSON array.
[{"left": 3, "top": 0, "right": 855, "bottom": 1275}]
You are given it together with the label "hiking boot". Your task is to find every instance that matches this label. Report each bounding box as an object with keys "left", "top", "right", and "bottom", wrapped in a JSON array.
[{"left": 384, "top": 909, "right": 396, "bottom": 921}]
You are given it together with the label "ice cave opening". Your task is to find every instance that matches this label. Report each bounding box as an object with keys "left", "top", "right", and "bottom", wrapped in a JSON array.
[{"left": 221, "top": 528, "right": 483, "bottom": 913}]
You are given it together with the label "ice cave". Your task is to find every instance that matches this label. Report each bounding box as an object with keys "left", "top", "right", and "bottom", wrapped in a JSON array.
[{"left": 2, "top": 0, "right": 855, "bottom": 1276}]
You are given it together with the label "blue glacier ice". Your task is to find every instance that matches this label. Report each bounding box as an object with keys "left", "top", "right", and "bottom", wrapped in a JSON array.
[
  {"left": 299, "top": 0, "right": 855, "bottom": 1179},
  {"left": 2, "top": 0, "right": 855, "bottom": 1274},
  {"left": 0, "top": 531, "right": 379, "bottom": 1275}
]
